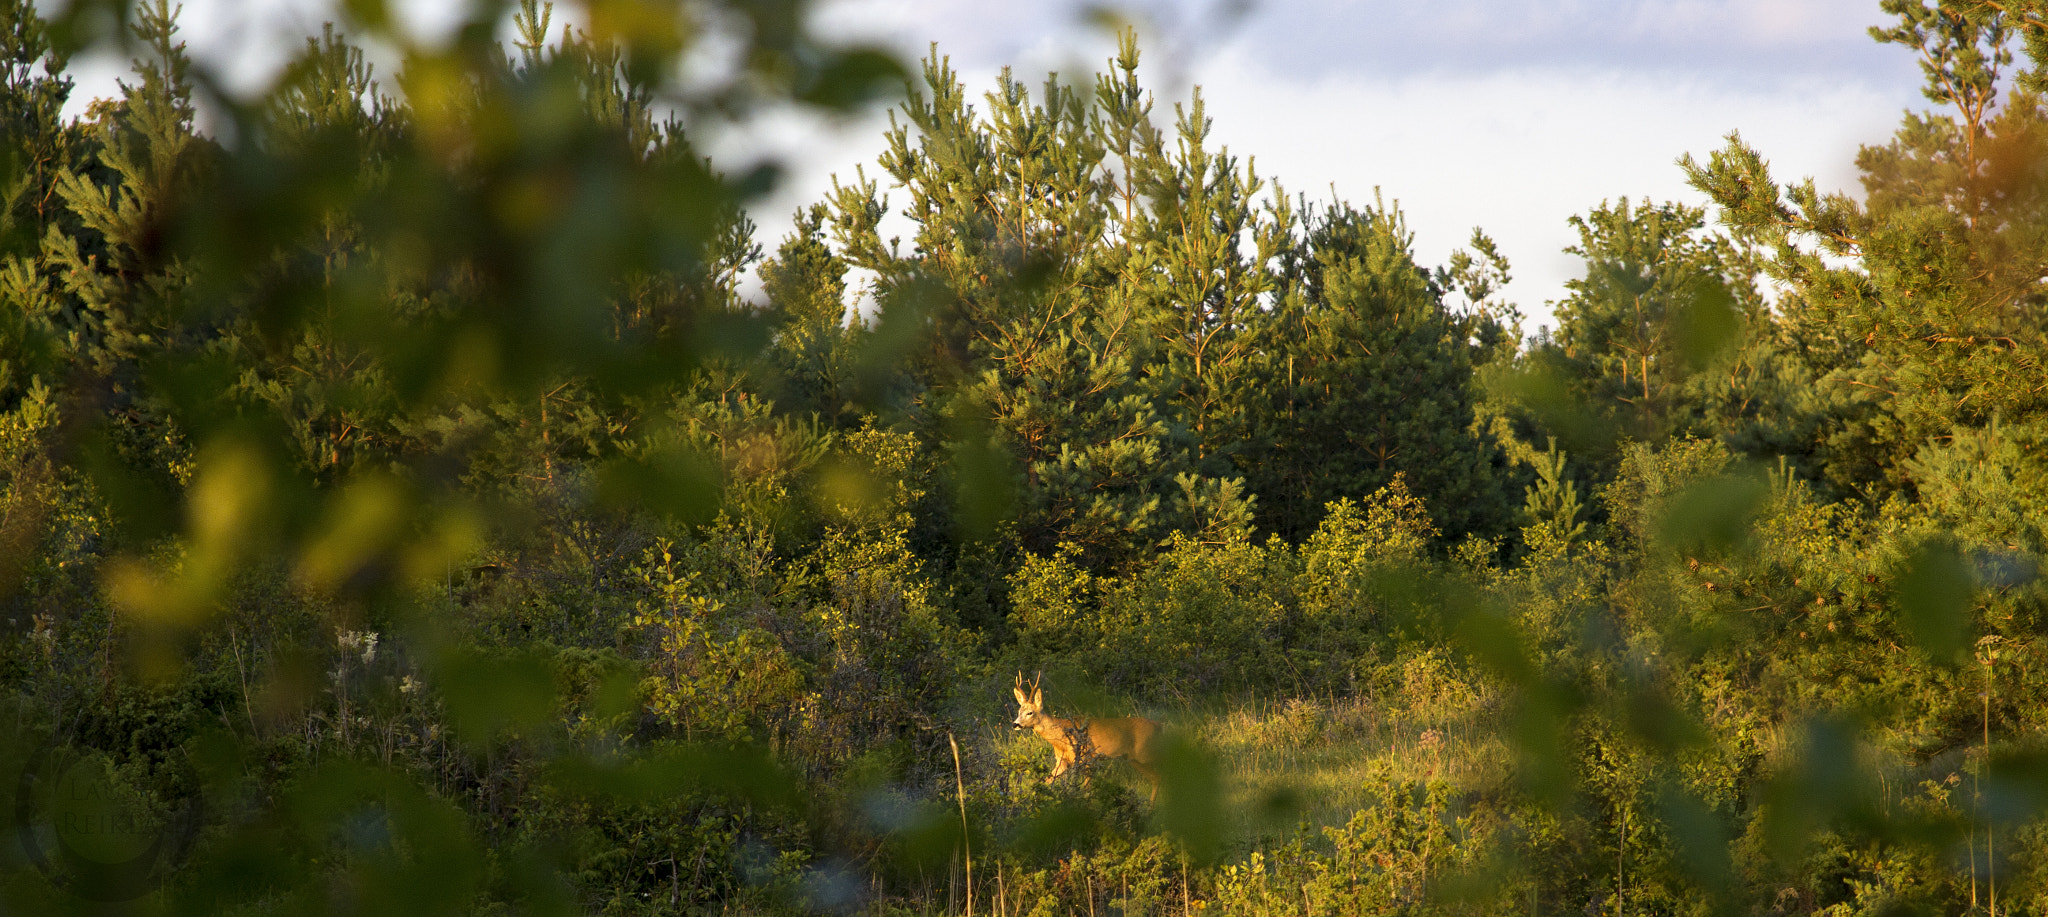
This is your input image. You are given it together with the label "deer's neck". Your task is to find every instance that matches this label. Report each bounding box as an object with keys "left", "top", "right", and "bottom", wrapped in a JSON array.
[{"left": 1034, "top": 714, "right": 1085, "bottom": 745}]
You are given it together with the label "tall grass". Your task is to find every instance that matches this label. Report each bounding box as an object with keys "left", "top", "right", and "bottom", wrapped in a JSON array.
[
  {"left": 1196, "top": 693, "right": 1512, "bottom": 840},
  {"left": 992, "top": 681, "right": 1511, "bottom": 854}
]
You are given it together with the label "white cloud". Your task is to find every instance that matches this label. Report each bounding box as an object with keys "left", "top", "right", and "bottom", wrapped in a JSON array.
[
  {"left": 46, "top": 0, "right": 1941, "bottom": 332},
  {"left": 747, "top": 3, "right": 1931, "bottom": 327},
  {"left": 1189, "top": 51, "right": 1919, "bottom": 327},
  {"left": 1175, "top": 0, "right": 1917, "bottom": 87}
]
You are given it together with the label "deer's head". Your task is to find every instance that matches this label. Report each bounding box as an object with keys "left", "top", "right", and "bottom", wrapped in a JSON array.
[{"left": 1012, "top": 672, "right": 1046, "bottom": 731}]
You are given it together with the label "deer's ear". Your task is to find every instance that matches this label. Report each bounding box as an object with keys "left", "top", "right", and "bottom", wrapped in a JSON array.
[
  {"left": 1013, "top": 686, "right": 1030, "bottom": 704},
  {"left": 1032, "top": 688, "right": 1044, "bottom": 707}
]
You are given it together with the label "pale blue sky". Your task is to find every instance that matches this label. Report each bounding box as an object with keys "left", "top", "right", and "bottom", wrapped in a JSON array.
[
  {"left": 59, "top": 0, "right": 1938, "bottom": 329},
  {"left": 908, "top": 0, "right": 1922, "bottom": 85},
  {"left": 764, "top": 0, "right": 1933, "bottom": 326}
]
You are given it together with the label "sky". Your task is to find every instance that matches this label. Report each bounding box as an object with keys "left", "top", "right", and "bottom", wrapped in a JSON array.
[
  {"left": 56, "top": 0, "right": 1936, "bottom": 332},
  {"left": 753, "top": 0, "right": 1935, "bottom": 331}
]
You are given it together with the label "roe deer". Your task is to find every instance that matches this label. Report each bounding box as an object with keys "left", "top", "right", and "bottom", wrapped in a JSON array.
[{"left": 1011, "top": 672, "right": 1163, "bottom": 800}]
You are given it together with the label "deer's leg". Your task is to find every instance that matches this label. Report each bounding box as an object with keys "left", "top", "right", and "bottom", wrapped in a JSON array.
[{"left": 1133, "top": 762, "right": 1158, "bottom": 801}]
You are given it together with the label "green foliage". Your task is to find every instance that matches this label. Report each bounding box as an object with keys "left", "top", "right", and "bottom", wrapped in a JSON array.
[
  {"left": 1684, "top": 1, "right": 2048, "bottom": 500},
  {"left": 14, "top": 0, "right": 2048, "bottom": 913},
  {"left": 1089, "top": 532, "right": 1296, "bottom": 694},
  {"left": 632, "top": 536, "right": 804, "bottom": 743},
  {"left": 1904, "top": 418, "right": 2048, "bottom": 554},
  {"left": 1252, "top": 200, "right": 1513, "bottom": 542},
  {"left": 1520, "top": 439, "right": 1587, "bottom": 559},
  {"left": 1007, "top": 481, "right": 1445, "bottom": 698},
  {"left": 828, "top": 33, "right": 1512, "bottom": 560},
  {"left": 1295, "top": 479, "right": 1444, "bottom": 670},
  {"left": 1209, "top": 764, "right": 1515, "bottom": 915}
]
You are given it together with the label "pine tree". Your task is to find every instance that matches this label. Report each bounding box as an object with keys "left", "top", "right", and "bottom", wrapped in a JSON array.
[
  {"left": 0, "top": 0, "right": 69, "bottom": 246},
  {"left": 0, "top": 0, "right": 72, "bottom": 401},
  {"left": 220, "top": 24, "right": 408, "bottom": 479},
  {"left": 828, "top": 45, "right": 1221, "bottom": 562},
  {"left": 760, "top": 203, "right": 858, "bottom": 423},
  {"left": 1684, "top": 0, "right": 2048, "bottom": 499},
  {"left": 270, "top": 23, "right": 391, "bottom": 151},
  {"left": 1251, "top": 198, "right": 1510, "bottom": 542},
  {"left": 1520, "top": 439, "right": 1586, "bottom": 558},
  {"left": 1120, "top": 87, "right": 1289, "bottom": 471},
  {"left": 1541, "top": 200, "right": 1746, "bottom": 444},
  {"left": 1520, "top": 195, "right": 1812, "bottom": 499},
  {"left": 44, "top": 0, "right": 207, "bottom": 380}
]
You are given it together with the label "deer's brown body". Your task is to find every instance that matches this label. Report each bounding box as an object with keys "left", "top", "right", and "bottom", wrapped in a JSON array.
[{"left": 1012, "top": 673, "right": 1163, "bottom": 799}]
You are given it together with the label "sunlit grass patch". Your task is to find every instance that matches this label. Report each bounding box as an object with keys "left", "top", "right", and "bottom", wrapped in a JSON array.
[
  {"left": 991, "top": 685, "right": 1514, "bottom": 854},
  {"left": 1188, "top": 693, "right": 1512, "bottom": 844}
]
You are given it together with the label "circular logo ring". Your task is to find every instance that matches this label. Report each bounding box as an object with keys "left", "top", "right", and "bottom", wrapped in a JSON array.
[{"left": 14, "top": 727, "right": 205, "bottom": 903}]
